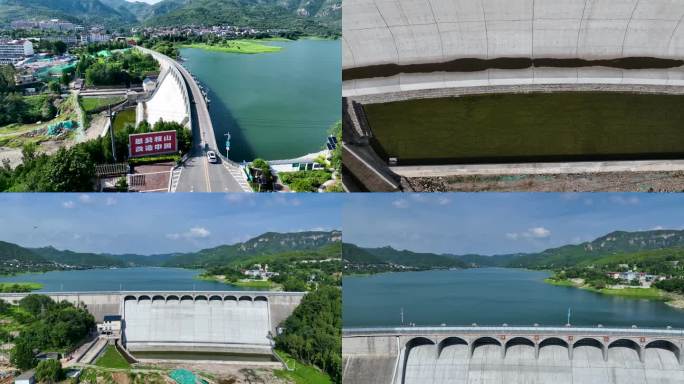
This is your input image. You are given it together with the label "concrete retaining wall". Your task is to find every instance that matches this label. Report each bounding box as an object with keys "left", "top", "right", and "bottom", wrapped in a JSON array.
[{"left": 343, "top": 0, "right": 684, "bottom": 69}]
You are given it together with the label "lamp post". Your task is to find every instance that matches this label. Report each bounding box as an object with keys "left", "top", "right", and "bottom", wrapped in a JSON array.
[
  {"left": 225, "top": 133, "right": 231, "bottom": 158},
  {"left": 106, "top": 105, "right": 117, "bottom": 162}
]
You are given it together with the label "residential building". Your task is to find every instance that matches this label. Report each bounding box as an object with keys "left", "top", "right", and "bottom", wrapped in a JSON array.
[
  {"left": 0, "top": 40, "right": 34, "bottom": 64},
  {"left": 13, "top": 370, "right": 35, "bottom": 384}
]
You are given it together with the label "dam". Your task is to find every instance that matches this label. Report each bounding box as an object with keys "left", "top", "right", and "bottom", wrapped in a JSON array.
[
  {"left": 343, "top": 326, "right": 684, "bottom": 384},
  {"left": 0, "top": 291, "right": 304, "bottom": 355},
  {"left": 341, "top": 0, "right": 684, "bottom": 191}
]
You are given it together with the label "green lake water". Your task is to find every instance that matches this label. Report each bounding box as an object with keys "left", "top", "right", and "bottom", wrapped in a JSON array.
[
  {"left": 343, "top": 268, "right": 684, "bottom": 328},
  {"left": 180, "top": 39, "right": 341, "bottom": 162},
  {"left": 0, "top": 267, "right": 261, "bottom": 292}
]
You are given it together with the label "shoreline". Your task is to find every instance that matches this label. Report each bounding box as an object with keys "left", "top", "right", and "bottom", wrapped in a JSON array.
[
  {"left": 196, "top": 273, "right": 279, "bottom": 290},
  {"left": 543, "top": 276, "right": 684, "bottom": 309},
  {"left": 178, "top": 40, "right": 282, "bottom": 54}
]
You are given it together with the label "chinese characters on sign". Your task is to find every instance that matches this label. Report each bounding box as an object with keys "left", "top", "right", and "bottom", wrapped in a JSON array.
[{"left": 128, "top": 130, "right": 178, "bottom": 158}]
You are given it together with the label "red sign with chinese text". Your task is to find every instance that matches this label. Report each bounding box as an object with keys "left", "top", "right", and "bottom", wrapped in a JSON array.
[{"left": 129, "top": 130, "right": 177, "bottom": 158}]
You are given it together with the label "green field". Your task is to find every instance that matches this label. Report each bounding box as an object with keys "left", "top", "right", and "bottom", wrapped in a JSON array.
[
  {"left": 274, "top": 350, "right": 332, "bottom": 384},
  {"left": 95, "top": 346, "right": 131, "bottom": 369},
  {"left": 587, "top": 286, "right": 665, "bottom": 300},
  {"left": 179, "top": 40, "right": 282, "bottom": 54},
  {"left": 81, "top": 96, "right": 126, "bottom": 113},
  {"left": 0, "top": 282, "right": 43, "bottom": 292},
  {"left": 365, "top": 92, "right": 684, "bottom": 164},
  {"left": 543, "top": 278, "right": 575, "bottom": 287}
]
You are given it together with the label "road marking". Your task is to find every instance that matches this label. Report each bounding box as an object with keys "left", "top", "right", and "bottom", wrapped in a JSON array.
[
  {"left": 170, "top": 167, "right": 183, "bottom": 192},
  {"left": 203, "top": 156, "right": 211, "bottom": 192}
]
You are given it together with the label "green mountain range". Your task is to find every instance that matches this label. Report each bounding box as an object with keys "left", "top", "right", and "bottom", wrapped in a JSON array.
[
  {"left": 0, "top": 230, "right": 341, "bottom": 273},
  {"left": 0, "top": 0, "right": 341, "bottom": 34},
  {"left": 343, "top": 243, "right": 468, "bottom": 269},
  {"left": 344, "top": 229, "right": 684, "bottom": 271},
  {"left": 507, "top": 230, "right": 684, "bottom": 268}
]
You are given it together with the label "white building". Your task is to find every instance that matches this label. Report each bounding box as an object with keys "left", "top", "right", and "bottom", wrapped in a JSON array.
[
  {"left": 13, "top": 370, "right": 35, "bottom": 384},
  {"left": 0, "top": 40, "right": 34, "bottom": 65},
  {"left": 97, "top": 315, "right": 122, "bottom": 336},
  {"left": 87, "top": 33, "right": 111, "bottom": 44}
]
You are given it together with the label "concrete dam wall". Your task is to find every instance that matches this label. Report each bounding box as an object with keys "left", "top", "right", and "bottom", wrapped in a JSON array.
[
  {"left": 123, "top": 294, "right": 271, "bottom": 353},
  {"left": 343, "top": 327, "right": 684, "bottom": 384},
  {"left": 342, "top": 0, "right": 684, "bottom": 97}
]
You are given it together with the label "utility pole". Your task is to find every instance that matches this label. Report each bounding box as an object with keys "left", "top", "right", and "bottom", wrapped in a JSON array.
[
  {"left": 400, "top": 307, "right": 404, "bottom": 326},
  {"left": 106, "top": 105, "right": 117, "bottom": 162},
  {"left": 566, "top": 307, "right": 571, "bottom": 326}
]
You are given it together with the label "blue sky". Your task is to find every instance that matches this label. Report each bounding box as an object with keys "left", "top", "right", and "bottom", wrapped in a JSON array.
[
  {"left": 344, "top": 193, "right": 684, "bottom": 255},
  {"left": 0, "top": 194, "right": 341, "bottom": 255}
]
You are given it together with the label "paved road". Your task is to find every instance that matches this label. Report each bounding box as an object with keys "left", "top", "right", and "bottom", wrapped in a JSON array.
[{"left": 136, "top": 46, "right": 249, "bottom": 192}]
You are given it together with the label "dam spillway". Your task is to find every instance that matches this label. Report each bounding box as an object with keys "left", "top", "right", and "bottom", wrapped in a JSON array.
[
  {"left": 342, "top": 326, "right": 684, "bottom": 384},
  {"left": 123, "top": 294, "right": 272, "bottom": 354}
]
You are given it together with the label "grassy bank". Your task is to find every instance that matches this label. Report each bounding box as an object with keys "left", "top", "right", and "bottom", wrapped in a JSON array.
[
  {"left": 80, "top": 96, "right": 126, "bottom": 114},
  {"left": 197, "top": 274, "right": 277, "bottom": 289},
  {"left": 543, "top": 278, "right": 576, "bottom": 287},
  {"left": 179, "top": 40, "right": 282, "bottom": 54},
  {"left": 274, "top": 350, "right": 332, "bottom": 384},
  {"left": 586, "top": 286, "right": 665, "bottom": 300},
  {"left": 95, "top": 345, "right": 131, "bottom": 369},
  {"left": 0, "top": 282, "right": 43, "bottom": 292},
  {"left": 543, "top": 276, "right": 666, "bottom": 300}
]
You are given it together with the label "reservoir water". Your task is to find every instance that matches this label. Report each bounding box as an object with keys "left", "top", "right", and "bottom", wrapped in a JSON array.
[
  {"left": 180, "top": 39, "right": 341, "bottom": 162},
  {"left": 343, "top": 268, "right": 684, "bottom": 328},
  {"left": 0, "top": 267, "right": 253, "bottom": 292}
]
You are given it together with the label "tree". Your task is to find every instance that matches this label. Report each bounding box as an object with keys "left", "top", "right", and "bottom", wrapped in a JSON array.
[
  {"left": 43, "top": 147, "right": 95, "bottom": 192},
  {"left": 11, "top": 337, "right": 36, "bottom": 371},
  {"left": 275, "top": 286, "right": 341, "bottom": 384},
  {"left": 40, "top": 98, "right": 56, "bottom": 120},
  {"left": 35, "top": 359, "right": 64, "bottom": 383},
  {"left": 47, "top": 81, "right": 60, "bottom": 95},
  {"left": 19, "top": 295, "right": 55, "bottom": 317},
  {"left": 115, "top": 176, "right": 128, "bottom": 192},
  {"left": 52, "top": 41, "right": 67, "bottom": 55}
]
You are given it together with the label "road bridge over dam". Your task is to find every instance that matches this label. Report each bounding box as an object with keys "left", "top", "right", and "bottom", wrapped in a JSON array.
[
  {"left": 0, "top": 291, "right": 304, "bottom": 355},
  {"left": 343, "top": 326, "right": 684, "bottom": 384}
]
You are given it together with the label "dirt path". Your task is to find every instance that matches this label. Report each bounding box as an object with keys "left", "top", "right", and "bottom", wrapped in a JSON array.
[{"left": 405, "top": 171, "right": 684, "bottom": 192}]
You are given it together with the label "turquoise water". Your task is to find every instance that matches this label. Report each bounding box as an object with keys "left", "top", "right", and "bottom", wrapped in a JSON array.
[
  {"left": 343, "top": 268, "right": 684, "bottom": 328},
  {"left": 180, "top": 39, "right": 341, "bottom": 162},
  {"left": 0, "top": 267, "right": 256, "bottom": 292}
]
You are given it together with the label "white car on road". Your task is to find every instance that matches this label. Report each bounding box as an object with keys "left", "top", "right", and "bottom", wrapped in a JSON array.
[{"left": 207, "top": 151, "right": 218, "bottom": 163}]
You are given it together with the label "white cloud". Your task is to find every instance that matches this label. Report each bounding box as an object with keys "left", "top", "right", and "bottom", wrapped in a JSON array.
[
  {"left": 62, "top": 201, "right": 75, "bottom": 209},
  {"left": 505, "top": 227, "right": 552, "bottom": 240},
  {"left": 529, "top": 227, "right": 551, "bottom": 238},
  {"left": 392, "top": 199, "right": 410, "bottom": 209},
  {"left": 610, "top": 195, "right": 640, "bottom": 205},
  {"left": 105, "top": 197, "right": 117, "bottom": 206},
  {"left": 437, "top": 196, "right": 451, "bottom": 205},
  {"left": 651, "top": 225, "right": 665, "bottom": 230},
  {"left": 78, "top": 194, "right": 93, "bottom": 204},
  {"left": 166, "top": 226, "right": 211, "bottom": 240}
]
